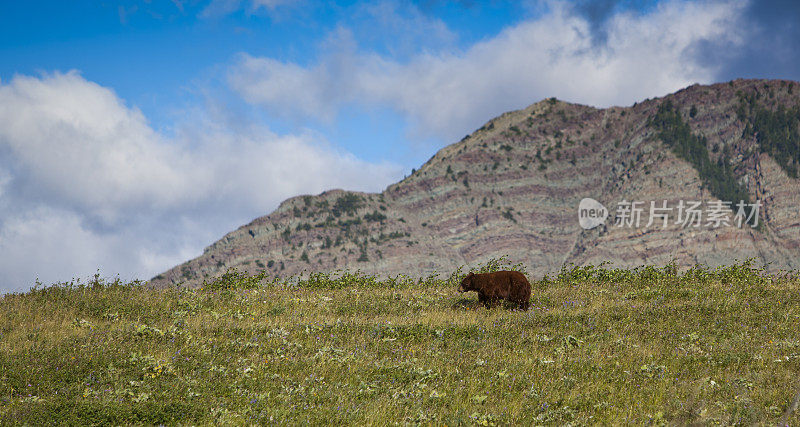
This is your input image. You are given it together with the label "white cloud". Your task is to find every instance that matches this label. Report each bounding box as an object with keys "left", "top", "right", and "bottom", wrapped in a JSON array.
[
  {"left": 0, "top": 72, "right": 402, "bottom": 292},
  {"left": 0, "top": 72, "right": 200, "bottom": 222},
  {"left": 230, "top": 56, "right": 340, "bottom": 122},
  {"left": 228, "top": 0, "right": 747, "bottom": 142}
]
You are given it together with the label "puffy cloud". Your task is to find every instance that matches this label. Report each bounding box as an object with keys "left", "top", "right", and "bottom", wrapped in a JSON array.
[
  {"left": 0, "top": 72, "right": 402, "bottom": 292},
  {"left": 228, "top": 0, "right": 747, "bottom": 142},
  {"left": 0, "top": 72, "right": 200, "bottom": 222},
  {"left": 230, "top": 56, "right": 341, "bottom": 122}
]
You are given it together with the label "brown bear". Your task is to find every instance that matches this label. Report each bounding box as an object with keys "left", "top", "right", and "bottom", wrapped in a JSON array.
[{"left": 458, "top": 271, "right": 531, "bottom": 310}]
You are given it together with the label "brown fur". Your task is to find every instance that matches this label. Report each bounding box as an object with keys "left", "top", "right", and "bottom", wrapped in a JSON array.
[{"left": 458, "top": 270, "right": 531, "bottom": 310}]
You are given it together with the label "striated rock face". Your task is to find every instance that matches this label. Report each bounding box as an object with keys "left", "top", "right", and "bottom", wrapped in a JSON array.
[{"left": 151, "top": 79, "right": 800, "bottom": 287}]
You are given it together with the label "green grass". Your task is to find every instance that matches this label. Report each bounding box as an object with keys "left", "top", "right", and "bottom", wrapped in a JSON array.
[{"left": 2, "top": 259, "right": 800, "bottom": 425}]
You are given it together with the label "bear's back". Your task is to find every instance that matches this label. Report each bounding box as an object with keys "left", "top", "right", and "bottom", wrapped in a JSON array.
[{"left": 480, "top": 270, "right": 527, "bottom": 283}]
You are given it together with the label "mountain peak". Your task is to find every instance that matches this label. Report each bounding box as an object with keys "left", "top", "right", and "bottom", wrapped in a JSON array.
[{"left": 151, "top": 79, "right": 800, "bottom": 287}]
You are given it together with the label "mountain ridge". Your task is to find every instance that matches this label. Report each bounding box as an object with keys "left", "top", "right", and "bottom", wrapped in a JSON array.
[{"left": 151, "top": 79, "right": 800, "bottom": 287}]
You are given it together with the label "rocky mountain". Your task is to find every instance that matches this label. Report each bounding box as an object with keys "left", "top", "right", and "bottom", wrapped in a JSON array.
[{"left": 151, "top": 79, "right": 800, "bottom": 287}]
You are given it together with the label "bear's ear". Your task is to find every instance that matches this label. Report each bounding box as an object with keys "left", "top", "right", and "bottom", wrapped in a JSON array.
[{"left": 467, "top": 272, "right": 474, "bottom": 278}]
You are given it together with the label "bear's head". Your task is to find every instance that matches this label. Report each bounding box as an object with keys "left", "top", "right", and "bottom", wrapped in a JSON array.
[{"left": 458, "top": 272, "right": 475, "bottom": 292}]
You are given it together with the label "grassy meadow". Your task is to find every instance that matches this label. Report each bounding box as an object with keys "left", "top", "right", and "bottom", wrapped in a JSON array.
[{"left": 1, "top": 258, "right": 799, "bottom": 425}]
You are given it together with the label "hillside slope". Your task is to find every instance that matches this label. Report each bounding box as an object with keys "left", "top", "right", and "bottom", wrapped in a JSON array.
[
  {"left": 151, "top": 79, "right": 800, "bottom": 287},
  {"left": 5, "top": 265, "right": 800, "bottom": 424}
]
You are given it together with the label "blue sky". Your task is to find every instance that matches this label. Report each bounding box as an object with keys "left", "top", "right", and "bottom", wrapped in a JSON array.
[
  {"left": 0, "top": 1, "right": 535, "bottom": 160},
  {"left": 0, "top": 0, "right": 798, "bottom": 292}
]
